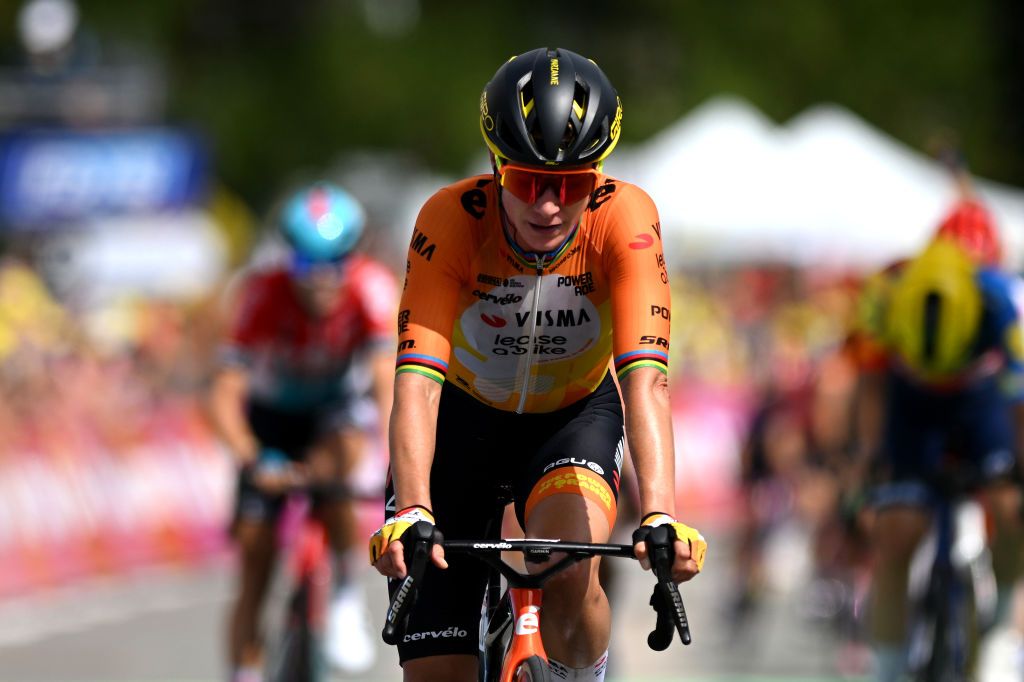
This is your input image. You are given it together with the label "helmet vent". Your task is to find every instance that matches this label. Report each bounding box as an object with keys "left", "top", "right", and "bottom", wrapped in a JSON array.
[
  {"left": 520, "top": 80, "right": 536, "bottom": 121},
  {"left": 499, "top": 118, "right": 525, "bottom": 155},
  {"left": 572, "top": 81, "right": 588, "bottom": 121},
  {"left": 922, "top": 291, "right": 941, "bottom": 363},
  {"left": 560, "top": 119, "right": 578, "bottom": 149}
]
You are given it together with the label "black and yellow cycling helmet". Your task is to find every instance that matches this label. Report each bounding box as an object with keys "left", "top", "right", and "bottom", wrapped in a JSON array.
[
  {"left": 885, "top": 239, "right": 982, "bottom": 379},
  {"left": 479, "top": 47, "right": 623, "bottom": 167}
]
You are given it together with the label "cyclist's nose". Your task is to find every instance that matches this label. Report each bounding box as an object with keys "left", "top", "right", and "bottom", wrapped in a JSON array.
[{"left": 533, "top": 185, "right": 564, "bottom": 213}]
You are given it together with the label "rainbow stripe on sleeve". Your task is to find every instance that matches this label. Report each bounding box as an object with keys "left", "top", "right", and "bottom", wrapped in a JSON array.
[
  {"left": 614, "top": 349, "right": 669, "bottom": 379},
  {"left": 395, "top": 352, "right": 448, "bottom": 384}
]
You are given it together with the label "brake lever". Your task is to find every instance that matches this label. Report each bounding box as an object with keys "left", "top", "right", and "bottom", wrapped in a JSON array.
[
  {"left": 639, "top": 524, "right": 692, "bottom": 648},
  {"left": 381, "top": 521, "right": 440, "bottom": 645}
]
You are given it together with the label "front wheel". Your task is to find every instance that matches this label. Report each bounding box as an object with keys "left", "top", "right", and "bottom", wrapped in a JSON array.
[{"left": 512, "top": 655, "right": 550, "bottom": 682}]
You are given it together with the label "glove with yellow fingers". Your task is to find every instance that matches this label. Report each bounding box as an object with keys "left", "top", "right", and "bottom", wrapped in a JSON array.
[
  {"left": 634, "top": 512, "right": 707, "bottom": 572},
  {"left": 369, "top": 505, "right": 435, "bottom": 565}
]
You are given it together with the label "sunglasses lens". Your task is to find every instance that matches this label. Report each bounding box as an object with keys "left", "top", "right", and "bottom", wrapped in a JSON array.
[
  {"left": 501, "top": 167, "right": 597, "bottom": 205},
  {"left": 292, "top": 253, "right": 345, "bottom": 281},
  {"left": 562, "top": 175, "right": 597, "bottom": 203},
  {"left": 501, "top": 170, "right": 536, "bottom": 204}
]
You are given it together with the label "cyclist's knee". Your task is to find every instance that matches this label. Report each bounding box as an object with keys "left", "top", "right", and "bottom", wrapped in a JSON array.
[
  {"left": 235, "top": 521, "right": 276, "bottom": 560},
  {"left": 874, "top": 506, "right": 929, "bottom": 563},
  {"left": 983, "top": 481, "right": 1022, "bottom": 529},
  {"left": 542, "top": 559, "right": 603, "bottom": 613}
]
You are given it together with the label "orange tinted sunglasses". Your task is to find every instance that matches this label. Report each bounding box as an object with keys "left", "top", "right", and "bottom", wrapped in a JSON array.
[{"left": 497, "top": 162, "right": 599, "bottom": 205}]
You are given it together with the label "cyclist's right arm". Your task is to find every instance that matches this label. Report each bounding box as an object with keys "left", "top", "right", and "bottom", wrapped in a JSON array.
[
  {"left": 849, "top": 267, "right": 894, "bottom": 485},
  {"left": 374, "top": 374, "right": 449, "bottom": 578},
  {"left": 208, "top": 365, "right": 259, "bottom": 468},
  {"left": 372, "top": 188, "right": 468, "bottom": 578},
  {"left": 208, "top": 275, "right": 266, "bottom": 469}
]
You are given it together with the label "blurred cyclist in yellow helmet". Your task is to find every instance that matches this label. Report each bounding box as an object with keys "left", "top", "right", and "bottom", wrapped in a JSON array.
[{"left": 851, "top": 195, "right": 1024, "bottom": 681}]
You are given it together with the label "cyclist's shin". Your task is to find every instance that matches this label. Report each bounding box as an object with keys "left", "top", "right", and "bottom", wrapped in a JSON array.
[{"left": 547, "top": 651, "right": 608, "bottom": 681}]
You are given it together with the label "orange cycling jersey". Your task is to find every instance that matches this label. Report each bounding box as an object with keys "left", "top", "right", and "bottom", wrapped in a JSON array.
[{"left": 395, "top": 174, "right": 671, "bottom": 413}]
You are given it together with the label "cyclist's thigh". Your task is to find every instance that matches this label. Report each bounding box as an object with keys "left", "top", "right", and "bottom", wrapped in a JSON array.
[
  {"left": 872, "top": 377, "right": 944, "bottom": 559},
  {"left": 312, "top": 389, "right": 380, "bottom": 474},
  {"left": 386, "top": 382, "right": 507, "bottom": 664},
  {"left": 515, "top": 372, "right": 624, "bottom": 534},
  {"left": 526, "top": 494, "right": 612, "bottom": 544},
  {"left": 305, "top": 426, "right": 366, "bottom": 483},
  {"left": 957, "top": 376, "right": 1016, "bottom": 479},
  {"left": 880, "top": 374, "right": 947, "bottom": 483}
]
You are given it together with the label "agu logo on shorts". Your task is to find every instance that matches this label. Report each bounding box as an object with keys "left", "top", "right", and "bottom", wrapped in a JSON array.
[{"left": 525, "top": 466, "right": 617, "bottom": 530}]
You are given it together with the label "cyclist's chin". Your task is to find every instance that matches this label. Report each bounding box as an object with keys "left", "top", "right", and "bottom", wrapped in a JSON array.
[
  {"left": 514, "top": 221, "right": 571, "bottom": 253},
  {"left": 296, "top": 287, "right": 340, "bottom": 316}
]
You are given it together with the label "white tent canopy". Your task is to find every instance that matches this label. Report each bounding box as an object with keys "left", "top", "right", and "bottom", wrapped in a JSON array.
[{"left": 606, "top": 96, "right": 1024, "bottom": 269}]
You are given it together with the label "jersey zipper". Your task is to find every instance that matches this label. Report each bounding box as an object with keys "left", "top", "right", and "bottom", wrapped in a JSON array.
[{"left": 516, "top": 256, "right": 547, "bottom": 414}]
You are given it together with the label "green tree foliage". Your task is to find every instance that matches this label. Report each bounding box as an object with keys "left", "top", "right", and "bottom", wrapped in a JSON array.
[{"left": 71, "top": 0, "right": 1021, "bottom": 207}]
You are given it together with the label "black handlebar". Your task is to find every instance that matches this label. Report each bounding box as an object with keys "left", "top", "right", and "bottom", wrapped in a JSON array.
[{"left": 381, "top": 521, "right": 693, "bottom": 650}]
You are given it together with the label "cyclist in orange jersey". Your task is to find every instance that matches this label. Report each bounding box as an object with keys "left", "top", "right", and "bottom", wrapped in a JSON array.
[{"left": 369, "top": 47, "right": 707, "bottom": 682}]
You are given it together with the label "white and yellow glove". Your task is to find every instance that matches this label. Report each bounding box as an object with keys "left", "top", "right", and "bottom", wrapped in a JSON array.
[
  {"left": 635, "top": 512, "right": 707, "bottom": 572},
  {"left": 369, "top": 505, "right": 435, "bottom": 565}
]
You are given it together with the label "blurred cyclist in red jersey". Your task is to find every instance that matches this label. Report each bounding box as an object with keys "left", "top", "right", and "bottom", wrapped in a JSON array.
[{"left": 209, "top": 182, "right": 397, "bottom": 681}]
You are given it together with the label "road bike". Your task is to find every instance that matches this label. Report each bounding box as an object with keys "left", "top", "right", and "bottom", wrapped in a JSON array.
[
  {"left": 382, "top": 521, "right": 692, "bottom": 681},
  {"left": 899, "top": 461, "right": 1002, "bottom": 682},
  {"left": 263, "top": 478, "right": 380, "bottom": 682},
  {"left": 263, "top": 488, "right": 332, "bottom": 682}
]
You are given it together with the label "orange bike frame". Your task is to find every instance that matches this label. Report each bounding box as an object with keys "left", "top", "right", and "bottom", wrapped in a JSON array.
[{"left": 500, "top": 586, "right": 546, "bottom": 681}]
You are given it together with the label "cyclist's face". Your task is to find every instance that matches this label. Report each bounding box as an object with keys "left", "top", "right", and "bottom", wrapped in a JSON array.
[
  {"left": 290, "top": 263, "right": 345, "bottom": 316},
  {"left": 501, "top": 183, "right": 589, "bottom": 253}
]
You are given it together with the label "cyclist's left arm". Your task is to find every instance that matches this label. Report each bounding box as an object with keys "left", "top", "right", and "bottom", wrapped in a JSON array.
[
  {"left": 621, "top": 369, "right": 705, "bottom": 582},
  {"left": 601, "top": 184, "right": 705, "bottom": 581},
  {"left": 353, "top": 258, "right": 401, "bottom": 442},
  {"left": 985, "top": 269, "right": 1024, "bottom": 461}
]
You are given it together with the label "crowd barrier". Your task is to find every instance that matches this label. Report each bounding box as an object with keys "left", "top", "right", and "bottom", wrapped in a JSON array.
[
  {"left": 0, "top": 384, "right": 745, "bottom": 597},
  {"left": 0, "top": 402, "right": 232, "bottom": 597}
]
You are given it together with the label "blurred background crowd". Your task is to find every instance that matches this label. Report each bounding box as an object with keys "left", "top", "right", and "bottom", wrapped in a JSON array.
[{"left": 2, "top": 0, "right": 1024, "bottom": 679}]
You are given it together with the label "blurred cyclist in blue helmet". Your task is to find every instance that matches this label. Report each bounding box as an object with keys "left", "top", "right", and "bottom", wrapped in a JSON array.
[
  {"left": 279, "top": 182, "right": 367, "bottom": 314},
  {"left": 209, "top": 181, "right": 398, "bottom": 680}
]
